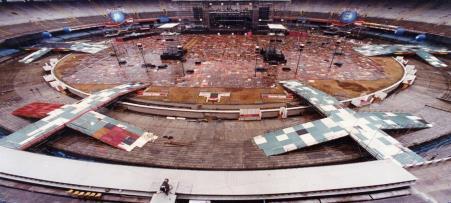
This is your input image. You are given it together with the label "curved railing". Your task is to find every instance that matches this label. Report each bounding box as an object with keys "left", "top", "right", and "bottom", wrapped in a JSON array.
[
  {"left": 51, "top": 53, "right": 408, "bottom": 119},
  {"left": 341, "top": 56, "right": 408, "bottom": 105}
]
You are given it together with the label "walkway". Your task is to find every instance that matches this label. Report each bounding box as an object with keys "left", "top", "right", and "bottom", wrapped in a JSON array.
[{"left": 0, "top": 146, "right": 416, "bottom": 200}]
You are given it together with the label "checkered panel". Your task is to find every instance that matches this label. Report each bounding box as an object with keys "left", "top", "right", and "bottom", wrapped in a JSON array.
[
  {"left": 281, "top": 81, "right": 343, "bottom": 116},
  {"left": 353, "top": 44, "right": 398, "bottom": 56},
  {"left": 253, "top": 81, "right": 429, "bottom": 166},
  {"left": 67, "top": 111, "right": 154, "bottom": 151},
  {"left": 357, "top": 112, "right": 432, "bottom": 130},
  {"left": 348, "top": 122, "right": 425, "bottom": 166},
  {"left": 415, "top": 50, "right": 448, "bottom": 68},
  {"left": 69, "top": 42, "right": 108, "bottom": 54},
  {"left": 253, "top": 118, "right": 349, "bottom": 156},
  {"left": 0, "top": 83, "right": 147, "bottom": 150},
  {"left": 354, "top": 44, "right": 449, "bottom": 68},
  {"left": 0, "top": 117, "right": 70, "bottom": 149},
  {"left": 19, "top": 48, "right": 52, "bottom": 64}
]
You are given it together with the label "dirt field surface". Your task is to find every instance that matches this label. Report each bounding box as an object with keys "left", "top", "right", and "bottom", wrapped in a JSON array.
[
  {"left": 309, "top": 56, "right": 404, "bottom": 99},
  {"left": 54, "top": 35, "right": 404, "bottom": 104}
]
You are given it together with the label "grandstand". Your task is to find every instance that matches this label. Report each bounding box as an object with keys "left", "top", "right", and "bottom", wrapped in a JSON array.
[
  {"left": 0, "top": 0, "right": 450, "bottom": 41},
  {"left": 0, "top": 0, "right": 450, "bottom": 202}
]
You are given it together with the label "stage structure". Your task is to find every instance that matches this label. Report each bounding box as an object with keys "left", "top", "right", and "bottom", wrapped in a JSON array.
[
  {"left": 159, "top": 23, "right": 186, "bottom": 61},
  {"left": 188, "top": 1, "right": 288, "bottom": 32},
  {"left": 209, "top": 8, "right": 253, "bottom": 32},
  {"left": 260, "top": 24, "right": 287, "bottom": 64}
]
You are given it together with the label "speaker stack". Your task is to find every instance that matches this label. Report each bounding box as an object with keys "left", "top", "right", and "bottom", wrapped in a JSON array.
[
  {"left": 193, "top": 7, "right": 203, "bottom": 20},
  {"left": 258, "top": 7, "right": 270, "bottom": 20}
]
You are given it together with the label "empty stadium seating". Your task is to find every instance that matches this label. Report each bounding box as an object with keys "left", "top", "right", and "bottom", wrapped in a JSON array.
[
  {"left": 287, "top": 0, "right": 450, "bottom": 26},
  {"left": 0, "top": 0, "right": 449, "bottom": 29}
]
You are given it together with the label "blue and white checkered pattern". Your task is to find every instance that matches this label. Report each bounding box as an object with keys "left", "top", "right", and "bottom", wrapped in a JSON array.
[
  {"left": 254, "top": 81, "right": 432, "bottom": 166},
  {"left": 415, "top": 50, "right": 448, "bottom": 68},
  {"left": 354, "top": 44, "right": 448, "bottom": 68}
]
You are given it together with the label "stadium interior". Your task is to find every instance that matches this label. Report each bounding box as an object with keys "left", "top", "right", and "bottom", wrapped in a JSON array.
[{"left": 0, "top": 0, "right": 450, "bottom": 202}]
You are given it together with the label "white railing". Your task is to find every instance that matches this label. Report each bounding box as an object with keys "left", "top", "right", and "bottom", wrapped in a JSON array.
[
  {"left": 51, "top": 54, "right": 408, "bottom": 117},
  {"left": 341, "top": 57, "right": 408, "bottom": 106}
]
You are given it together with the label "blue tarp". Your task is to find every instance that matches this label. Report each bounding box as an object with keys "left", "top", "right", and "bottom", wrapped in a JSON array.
[
  {"left": 0, "top": 127, "right": 10, "bottom": 138},
  {"left": 412, "top": 134, "right": 451, "bottom": 154},
  {"left": 361, "top": 30, "right": 415, "bottom": 43},
  {"left": 58, "top": 31, "right": 92, "bottom": 40},
  {"left": 0, "top": 48, "right": 20, "bottom": 57},
  {"left": 42, "top": 29, "right": 107, "bottom": 43},
  {"left": 42, "top": 37, "right": 64, "bottom": 43},
  {"left": 159, "top": 16, "right": 170, "bottom": 23}
]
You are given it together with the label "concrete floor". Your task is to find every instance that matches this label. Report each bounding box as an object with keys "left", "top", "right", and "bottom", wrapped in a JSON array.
[
  {"left": 0, "top": 54, "right": 76, "bottom": 132},
  {"left": 48, "top": 111, "right": 370, "bottom": 169},
  {"left": 368, "top": 160, "right": 451, "bottom": 203},
  {"left": 0, "top": 185, "right": 82, "bottom": 203},
  {"left": 408, "top": 161, "right": 451, "bottom": 203}
]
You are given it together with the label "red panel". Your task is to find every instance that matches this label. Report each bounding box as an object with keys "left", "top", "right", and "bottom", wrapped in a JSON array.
[
  {"left": 97, "top": 126, "right": 140, "bottom": 150},
  {"left": 136, "top": 90, "right": 144, "bottom": 95},
  {"left": 12, "top": 102, "right": 63, "bottom": 119}
]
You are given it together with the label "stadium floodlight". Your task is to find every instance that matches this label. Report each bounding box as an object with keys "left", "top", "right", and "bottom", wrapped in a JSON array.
[{"left": 110, "top": 10, "right": 126, "bottom": 23}]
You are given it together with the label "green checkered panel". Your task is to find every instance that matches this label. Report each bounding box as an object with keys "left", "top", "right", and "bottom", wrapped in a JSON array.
[{"left": 254, "top": 118, "right": 348, "bottom": 156}]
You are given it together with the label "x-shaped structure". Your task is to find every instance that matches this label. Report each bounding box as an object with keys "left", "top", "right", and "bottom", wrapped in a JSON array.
[
  {"left": 254, "top": 81, "right": 431, "bottom": 166},
  {"left": 354, "top": 44, "right": 449, "bottom": 68},
  {"left": 20, "top": 42, "right": 108, "bottom": 64},
  {"left": 0, "top": 83, "right": 155, "bottom": 151}
]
